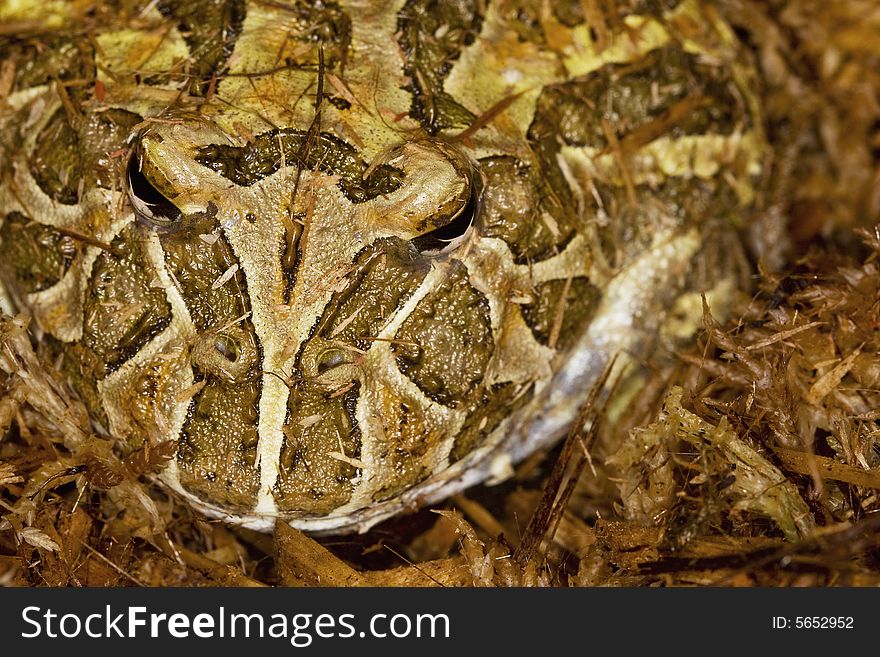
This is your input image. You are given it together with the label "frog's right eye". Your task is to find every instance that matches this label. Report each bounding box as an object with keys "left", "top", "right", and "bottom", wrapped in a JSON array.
[{"left": 127, "top": 150, "right": 182, "bottom": 230}]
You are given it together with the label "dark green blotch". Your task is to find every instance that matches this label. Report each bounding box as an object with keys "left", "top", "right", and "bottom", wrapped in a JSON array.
[
  {"left": 30, "top": 109, "right": 80, "bottom": 204},
  {"left": 0, "top": 212, "right": 77, "bottom": 294},
  {"left": 274, "top": 0, "right": 352, "bottom": 69},
  {"left": 394, "top": 263, "right": 492, "bottom": 407},
  {"left": 528, "top": 45, "right": 740, "bottom": 154},
  {"left": 177, "top": 377, "right": 261, "bottom": 512},
  {"left": 82, "top": 226, "right": 172, "bottom": 373},
  {"left": 157, "top": 0, "right": 246, "bottom": 96},
  {"left": 520, "top": 277, "right": 601, "bottom": 352},
  {"left": 30, "top": 107, "right": 141, "bottom": 205},
  {"left": 317, "top": 238, "right": 428, "bottom": 349},
  {"left": 273, "top": 382, "right": 360, "bottom": 514},
  {"left": 396, "top": 0, "right": 482, "bottom": 133},
  {"left": 160, "top": 212, "right": 251, "bottom": 334},
  {"left": 86, "top": 109, "right": 143, "bottom": 189},
  {"left": 196, "top": 129, "right": 403, "bottom": 203},
  {"left": 327, "top": 96, "right": 351, "bottom": 110},
  {"left": 478, "top": 155, "right": 576, "bottom": 263}
]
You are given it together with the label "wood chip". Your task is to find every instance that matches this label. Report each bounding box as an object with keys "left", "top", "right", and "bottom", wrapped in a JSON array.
[
  {"left": 773, "top": 446, "right": 880, "bottom": 489},
  {"left": 327, "top": 451, "right": 367, "bottom": 469},
  {"left": 297, "top": 414, "right": 323, "bottom": 428},
  {"left": 211, "top": 263, "right": 239, "bottom": 289},
  {"left": 744, "top": 321, "right": 824, "bottom": 351},
  {"left": 805, "top": 348, "right": 860, "bottom": 405}
]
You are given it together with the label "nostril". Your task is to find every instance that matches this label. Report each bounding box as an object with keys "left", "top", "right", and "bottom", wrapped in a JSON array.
[
  {"left": 316, "top": 348, "right": 348, "bottom": 374},
  {"left": 192, "top": 326, "right": 259, "bottom": 383},
  {"left": 214, "top": 334, "right": 240, "bottom": 362}
]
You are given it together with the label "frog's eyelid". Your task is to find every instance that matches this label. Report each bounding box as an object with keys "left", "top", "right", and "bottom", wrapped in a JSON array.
[
  {"left": 126, "top": 152, "right": 182, "bottom": 230},
  {"left": 412, "top": 165, "right": 482, "bottom": 254}
]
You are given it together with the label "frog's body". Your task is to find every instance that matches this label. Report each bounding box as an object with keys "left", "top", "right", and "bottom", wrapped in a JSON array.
[{"left": 0, "top": 0, "right": 764, "bottom": 533}]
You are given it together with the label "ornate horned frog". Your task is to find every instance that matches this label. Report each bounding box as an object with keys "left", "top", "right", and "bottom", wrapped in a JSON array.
[{"left": 0, "top": 0, "right": 764, "bottom": 533}]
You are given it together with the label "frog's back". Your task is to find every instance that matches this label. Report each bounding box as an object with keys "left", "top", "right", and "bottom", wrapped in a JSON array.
[{"left": 0, "top": 0, "right": 764, "bottom": 533}]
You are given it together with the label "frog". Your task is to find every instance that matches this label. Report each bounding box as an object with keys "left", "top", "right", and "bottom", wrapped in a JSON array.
[{"left": 0, "top": 0, "right": 765, "bottom": 533}]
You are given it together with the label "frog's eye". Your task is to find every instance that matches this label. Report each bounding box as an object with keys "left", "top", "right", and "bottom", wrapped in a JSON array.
[
  {"left": 412, "top": 169, "right": 482, "bottom": 254},
  {"left": 126, "top": 150, "right": 182, "bottom": 230}
]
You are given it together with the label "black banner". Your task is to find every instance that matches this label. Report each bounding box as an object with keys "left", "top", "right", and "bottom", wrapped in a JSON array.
[{"left": 0, "top": 587, "right": 871, "bottom": 653}]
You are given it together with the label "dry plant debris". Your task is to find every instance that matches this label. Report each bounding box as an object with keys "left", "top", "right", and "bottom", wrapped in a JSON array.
[{"left": 2, "top": 0, "right": 880, "bottom": 587}]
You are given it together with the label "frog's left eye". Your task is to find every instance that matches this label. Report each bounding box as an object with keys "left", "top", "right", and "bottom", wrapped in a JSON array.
[{"left": 127, "top": 151, "right": 182, "bottom": 230}]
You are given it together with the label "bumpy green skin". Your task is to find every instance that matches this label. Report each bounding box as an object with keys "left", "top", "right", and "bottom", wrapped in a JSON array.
[
  {"left": 0, "top": 0, "right": 765, "bottom": 532},
  {"left": 0, "top": 213, "right": 77, "bottom": 293},
  {"left": 397, "top": 0, "right": 482, "bottom": 132},
  {"left": 196, "top": 130, "right": 404, "bottom": 201}
]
